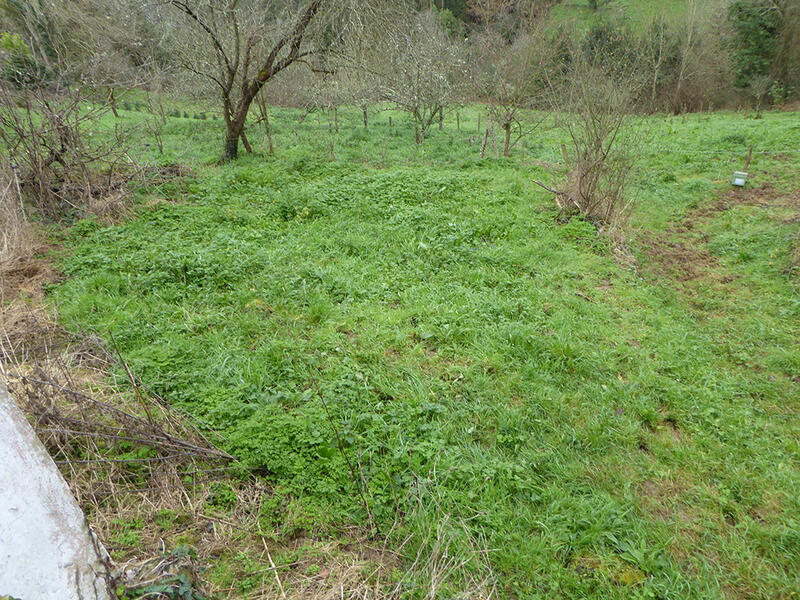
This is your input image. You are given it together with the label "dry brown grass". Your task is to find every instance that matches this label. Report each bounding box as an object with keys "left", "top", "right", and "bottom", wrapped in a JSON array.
[
  {"left": 0, "top": 306, "right": 235, "bottom": 597},
  {"left": 0, "top": 167, "right": 51, "bottom": 304},
  {"left": 0, "top": 174, "right": 30, "bottom": 261}
]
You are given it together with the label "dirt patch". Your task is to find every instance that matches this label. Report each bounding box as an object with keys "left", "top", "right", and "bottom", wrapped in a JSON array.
[
  {"left": 639, "top": 479, "right": 682, "bottom": 523},
  {"left": 693, "top": 183, "right": 780, "bottom": 216},
  {"left": 640, "top": 183, "right": 799, "bottom": 287},
  {"left": 637, "top": 476, "right": 705, "bottom": 576},
  {"left": 639, "top": 234, "right": 718, "bottom": 282}
]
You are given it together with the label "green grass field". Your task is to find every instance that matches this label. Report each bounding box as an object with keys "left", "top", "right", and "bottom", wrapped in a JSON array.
[
  {"left": 550, "top": 0, "right": 691, "bottom": 30},
  {"left": 50, "top": 104, "right": 800, "bottom": 599}
]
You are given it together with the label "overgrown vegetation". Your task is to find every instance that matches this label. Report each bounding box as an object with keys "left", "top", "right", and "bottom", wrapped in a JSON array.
[
  {"left": 1, "top": 1, "right": 800, "bottom": 599},
  {"left": 15, "top": 104, "right": 794, "bottom": 599}
]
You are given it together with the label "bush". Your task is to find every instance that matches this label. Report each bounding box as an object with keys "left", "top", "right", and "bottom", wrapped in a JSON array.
[
  {"left": 0, "top": 84, "right": 132, "bottom": 222},
  {"left": 728, "top": 0, "right": 781, "bottom": 89},
  {"left": 582, "top": 22, "right": 638, "bottom": 77},
  {"left": 0, "top": 32, "right": 49, "bottom": 87},
  {"left": 536, "top": 45, "right": 639, "bottom": 226}
]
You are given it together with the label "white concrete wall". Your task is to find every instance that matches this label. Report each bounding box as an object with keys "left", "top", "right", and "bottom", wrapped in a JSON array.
[{"left": 0, "top": 380, "right": 110, "bottom": 600}]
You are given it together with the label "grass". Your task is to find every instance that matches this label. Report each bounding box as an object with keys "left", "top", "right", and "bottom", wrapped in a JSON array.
[
  {"left": 550, "top": 0, "right": 692, "bottom": 30},
  {"left": 43, "top": 103, "right": 800, "bottom": 599}
]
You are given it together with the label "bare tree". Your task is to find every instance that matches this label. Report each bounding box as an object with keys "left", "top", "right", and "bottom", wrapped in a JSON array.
[
  {"left": 158, "top": 0, "right": 327, "bottom": 161},
  {"left": 1, "top": 0, "right": 155, "bottom": 88},
  {"left": 335, "top": 54, "right": 380, "bottom": 129},
  {"left": 750, "top": 74, "right": 772, "bottom": 118},
  {"left": 467, "top": 0, "right": 561, "bottom": 34},
  {"left": 639, "top": 14, "right": 678, "bottom": 112},
  {"left": 0, "top": 0, "right": 151, "bottom": 221},
  {"left": 470, "top": 28, "right": 550, "bottom": 157},
  {"left": 367, "top": 8, "right": 466, "bottom": 145},
  {"left": 670, "top": 0, "right": 699, "bottom": 113}
]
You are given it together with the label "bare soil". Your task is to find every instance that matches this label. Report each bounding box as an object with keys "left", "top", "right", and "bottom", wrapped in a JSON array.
[{"left": 640, "top": 183, "right": 799, "bottom": 286}]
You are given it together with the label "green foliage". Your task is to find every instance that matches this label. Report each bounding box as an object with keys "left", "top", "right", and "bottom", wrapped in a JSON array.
[
  {"left": 0, "top": 31, "right": 47, "bottom": 86},
  {"left": 581, "top": 20, "right": 638, "bottom": 74},
  {"left": 207, "top": 482, "right": 237, "bottom": 511},
  {"left": 116, "top": 546, "right": 206, "bottom": 599},
  {"left": 51, "top": 105, "right": 800, "bottom": 599},
  {"left": 0, "top": 31, "right": 29, "bottom": 56},
  {"left": 728, "top": 0, "right": 781, "bottom": 88},
  {"left": 118, "top": 575, "right": 206, "bottom": 600},
  {"left": 436, "top": 7, "right": 465, "bottom": 39}
]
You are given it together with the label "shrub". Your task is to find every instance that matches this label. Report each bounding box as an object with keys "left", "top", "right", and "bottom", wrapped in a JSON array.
[
  {"left": 0, "top": 32, "right": 49, "bottom": 87},
  {"left": 0, "top": 83, "right": 132, "bottom": 222},
  {"left": 728, "top": 0, "right": 781, "bottom": 89},
  {"left": 582, "top": 21, "right": 638, "bottom": 77},
  {"left": 535, "top": 48, "right": 639, "bottom": 226}
]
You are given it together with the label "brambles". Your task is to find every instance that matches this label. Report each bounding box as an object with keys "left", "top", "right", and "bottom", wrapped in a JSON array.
[{"left": 0, "top": 83, "right": 134, "bottom": 223}]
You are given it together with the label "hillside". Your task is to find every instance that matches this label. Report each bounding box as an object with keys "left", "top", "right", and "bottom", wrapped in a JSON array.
[
  {"left": 434, "top": 0, "right": 693, "bottom": 27},
  {"left": 43, "top": 105, "right": 800, "bottom": 599},
  {"left": 1, "top": 1, "right": 798, "bottom": 597},
  {"left": 550, "top": 0, "right": 690, "bottom": 28}
]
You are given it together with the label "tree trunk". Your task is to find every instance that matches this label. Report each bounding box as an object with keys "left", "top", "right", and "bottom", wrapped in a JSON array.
[
  {"left": 172, "top": 0, "right": 323, "bottom": 162},
  {"left": 157, "top": 97, "right": 166, "bottom": 125},
  {"left": 257, "top": 93, "right": 275, "bottom": 154},
  {"left": 503, "top": 123, "right": 511, "bottom": 157},
  {"left": 265, "top": 109, "right": 274, "bottom": 155},
  {"left": 223, "top": 94, "right": 255, "bottom": 161},
  {"left": 651, "top": 67, "right": 659, "bottom": 112},
  {"left": 108, "top": 88, "right": 119, "bottom": 118},
  {"left": 672, "top": 0, "right": 697, "bottom": 113},
  {"left": 438, "top": 106, "right": 443, "bottom": 130},
  {"left": 334, "top": 107, "right": 339, "bottom": 133},
  {"left": 240, "top": 128, "right": 253, "bottom": 153},
  {"left": 224, "top": 132, "right": 239, "bottom": 161},
  {"left": 362, "top": 106, "right": 368, "bottom": 128},
  {"left": 457, "top": 112, "right": 460, "bottom": 131},
  {"left": 223, "top": 117, "right": 245, "bottom": 161}
]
